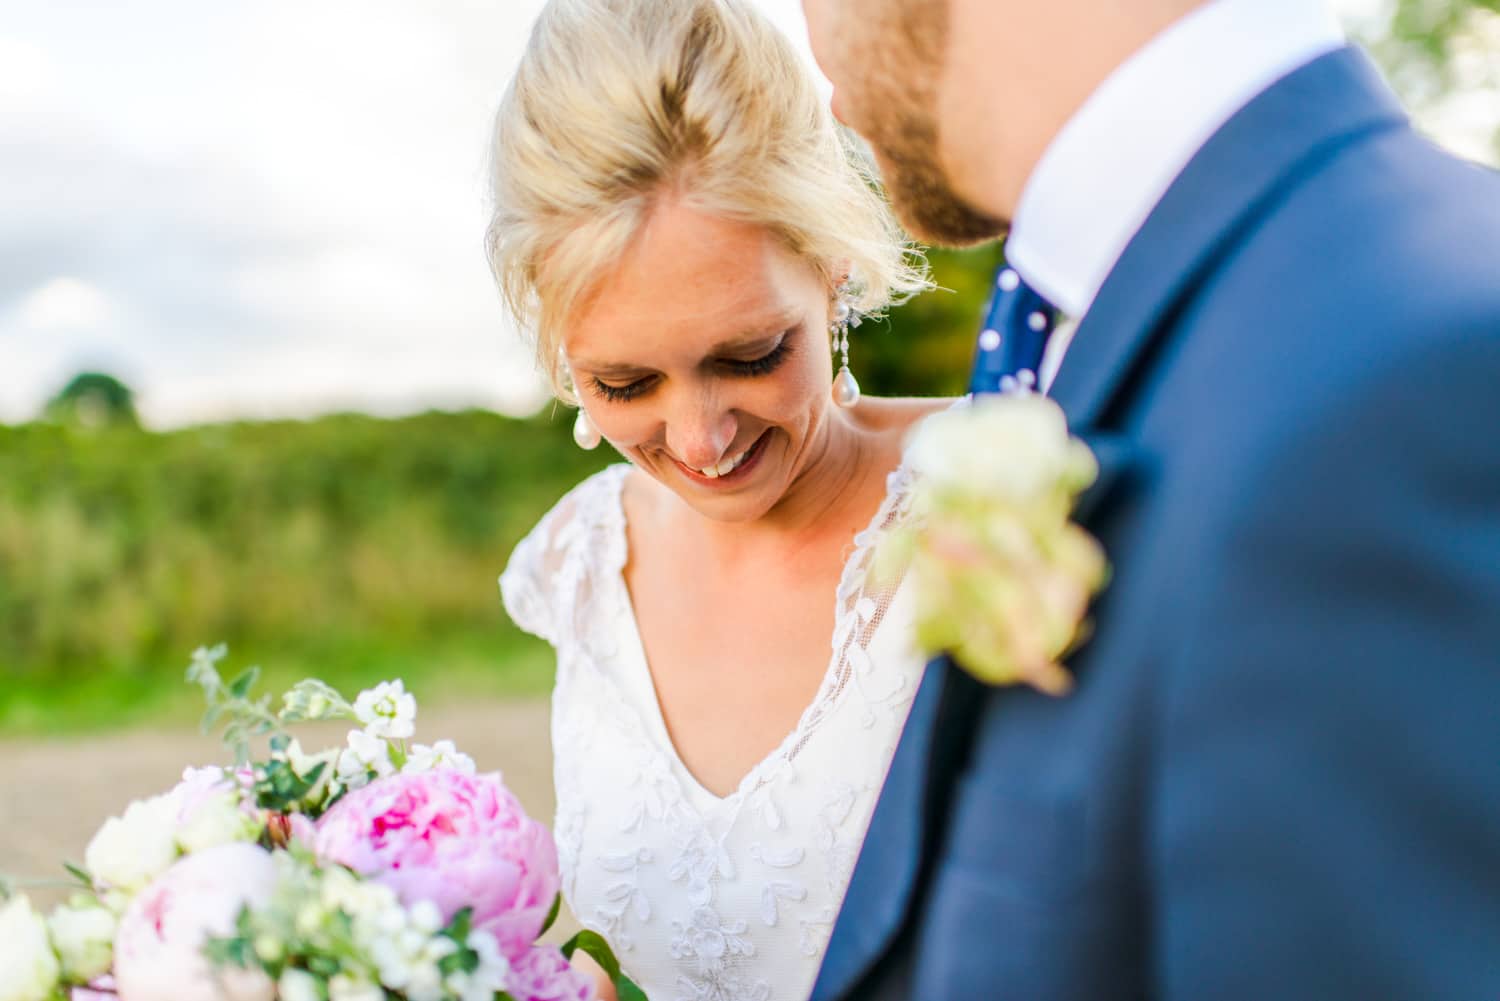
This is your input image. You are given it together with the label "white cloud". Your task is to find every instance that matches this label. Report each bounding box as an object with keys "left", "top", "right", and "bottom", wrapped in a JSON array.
[{"left": 15, "top": 277, "right": 117, "bottom": 331}]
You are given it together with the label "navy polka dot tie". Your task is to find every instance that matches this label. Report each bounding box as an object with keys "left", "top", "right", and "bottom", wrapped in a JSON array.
[{"left": 968, "top": 264, "right": 1060, "bottom": 397}]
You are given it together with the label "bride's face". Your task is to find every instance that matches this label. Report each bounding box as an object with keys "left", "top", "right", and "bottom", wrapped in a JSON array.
[{"left": 564, "top": 200, "right": 839, "bottom": 523}]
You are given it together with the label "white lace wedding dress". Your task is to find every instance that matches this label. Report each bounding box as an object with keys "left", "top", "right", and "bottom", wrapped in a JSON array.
[{"left": 500, "top": 460, "right": 927, "bottom": 1001}]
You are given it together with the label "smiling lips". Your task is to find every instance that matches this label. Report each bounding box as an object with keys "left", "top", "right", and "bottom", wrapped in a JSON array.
[{"left": 675, "top": 431, "right": 769, "bottom": 485}]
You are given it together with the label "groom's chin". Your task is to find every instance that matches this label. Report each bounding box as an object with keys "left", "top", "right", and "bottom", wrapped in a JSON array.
[
  {"left": 888, "top": 175, "right": 1008, "bottom": 247},
  {"left": 880, "top": 153, "right": 1009, "bottom": 248}
]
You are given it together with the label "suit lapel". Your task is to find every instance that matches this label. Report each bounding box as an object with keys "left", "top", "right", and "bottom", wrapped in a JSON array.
[
  {"left": 1049, "top": 46, "right": 1407, "bottom": 430},
  {"left": 810, "top": 656, "right": 981, "bottom": 1001}
]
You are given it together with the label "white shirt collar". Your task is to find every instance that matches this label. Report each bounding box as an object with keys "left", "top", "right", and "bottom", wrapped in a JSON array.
[{"left": 1005, "top": 0, "right": 1345, "bottom": 319}]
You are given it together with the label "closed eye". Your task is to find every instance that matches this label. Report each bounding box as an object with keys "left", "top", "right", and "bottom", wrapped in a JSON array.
[
  {"left": 723, "top": 335, "right": 794, "bottom": 377},
  {"left": 590, "top": 375, "right": 655, "bottom": 403},
  {"left": 588, "top": 329, "right": 797, "bottom": 403}
]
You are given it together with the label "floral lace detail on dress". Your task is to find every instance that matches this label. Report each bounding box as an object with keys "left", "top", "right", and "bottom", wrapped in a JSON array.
[{"left": 500, "top": 455, "right": 930, "bottom": 1001}]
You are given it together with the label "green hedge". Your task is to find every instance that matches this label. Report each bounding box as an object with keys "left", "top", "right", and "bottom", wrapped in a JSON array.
[{"left": 0, "top": 409, "right": 615, "bottom": 733}]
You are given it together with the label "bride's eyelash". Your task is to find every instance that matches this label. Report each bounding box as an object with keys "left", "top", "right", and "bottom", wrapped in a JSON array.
[
  {"left": 725, "top": 336, "right": 794, "bottom": 377},
  {"left": 591, "top": 377, "right": 651, "bottom": 403},
  {"left": 590, "top": 332, "right": 796, "bottom": 403}
]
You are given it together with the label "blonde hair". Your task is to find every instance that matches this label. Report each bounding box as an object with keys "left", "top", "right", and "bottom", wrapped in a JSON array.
[{"left": 485, "top": 0, "right": 930, "bottom": 402}]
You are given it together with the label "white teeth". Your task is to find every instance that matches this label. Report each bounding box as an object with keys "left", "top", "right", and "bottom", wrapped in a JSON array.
[{"left": 697, "top": 443, "right": 752, "bottom": 479}]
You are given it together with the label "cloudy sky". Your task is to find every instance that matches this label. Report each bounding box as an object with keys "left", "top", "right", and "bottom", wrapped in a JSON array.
[{"left": 1, "top": 0, "right": 1493, "bottom": 427}]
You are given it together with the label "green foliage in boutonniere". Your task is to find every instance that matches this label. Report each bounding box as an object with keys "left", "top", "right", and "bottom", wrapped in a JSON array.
[{"left": 879, "top": 395, "right": 1109, "bottom": 694}]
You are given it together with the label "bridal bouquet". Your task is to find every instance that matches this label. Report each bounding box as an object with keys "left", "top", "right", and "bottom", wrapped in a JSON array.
[{"left": 0, "top": 646, "right": 644, "bottom": 1001}]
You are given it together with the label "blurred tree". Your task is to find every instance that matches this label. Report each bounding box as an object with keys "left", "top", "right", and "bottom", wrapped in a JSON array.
[
  {"left": 1379, "top": 0, "right": 1499, "bottom": 94},
  {"left": 44, "top": 373, "right": 141, "bottom": 430},
  {"left": 860, "top": 243, "right": 1005, "bottom": 398}
]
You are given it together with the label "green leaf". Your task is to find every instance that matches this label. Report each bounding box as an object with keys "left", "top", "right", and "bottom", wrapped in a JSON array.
[
  {"left": 269, "top": 734, "right": 290, "bottom": 753},
  {"left": 614, "top": 974, "right": 650, "bottom": 1001},
  {"left": 562, "top": 929, "right": 646, "bottom": 1000},
  {"left": 540, "top": 892, "right": 562, "bottom": 936},
  {"left": 62, "top": 862, "right": 92, "bottom": 888},
  {"left": 227, "top": 665, "right": 261, "bottom": 700},
  {"left": 449, "top": 906, "right": 474, "bottom": 940},
  {"left": 561, "top": 930, "right": 622, "bottom": 980}
]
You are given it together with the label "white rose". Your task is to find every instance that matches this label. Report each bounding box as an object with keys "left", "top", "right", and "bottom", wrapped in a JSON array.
[
  {"left": 177, "top": 792, "right": 261, "bottom": 854},
  {"left": 278, "top": 969, "right": 321, "bottom": 1001},
  {"left": 47, "top": 898, "right": 117, "bottom": 982},
  {"left": 908, "top": 395, "right": 1094, "bottom": 500},
  {"left": 352, "top": 680, "right": 416, "bottom": 740},
  {"left": 113, "top": 842, "right": 277, "bottom": 1001},
  {"left": 85, "top": 793, "right": 181, "bottom": 892},
  {"left": 0, "top": 894, "right": 60, "bottom": 1001}
]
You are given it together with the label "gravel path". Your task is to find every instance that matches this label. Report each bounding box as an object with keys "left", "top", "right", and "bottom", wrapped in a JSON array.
[{"left": 0, "top": 699, "right": 561, "bottom": 918}]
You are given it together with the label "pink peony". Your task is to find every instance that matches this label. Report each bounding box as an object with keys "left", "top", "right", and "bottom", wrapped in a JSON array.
[
  {"left": 113, "top": 843, "right": 276, "bottom": 1001},
  {"left": 313, "top": 768, "right": 559, "bottom": 960},
  {"left": 70, "top": 976, "right": 117, "bottom": 1001},
  {"left": 509, "top": 946, "right": 598, "bottom": 1001}
]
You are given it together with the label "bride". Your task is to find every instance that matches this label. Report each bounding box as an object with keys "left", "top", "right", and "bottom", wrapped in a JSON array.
[{"left": 490, "top": 1, "right": 945, "bottom": 997}]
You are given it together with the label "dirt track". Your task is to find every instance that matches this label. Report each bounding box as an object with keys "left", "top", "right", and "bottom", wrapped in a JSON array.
[{"left": 0, "top": 699, "right": 560, "bottom": 917}]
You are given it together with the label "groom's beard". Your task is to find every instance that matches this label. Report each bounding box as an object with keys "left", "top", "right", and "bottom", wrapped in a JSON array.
[
  {"left": 855, "top": 2, "right": 1007, "bottom": 247},
  {"left": 868, "top": 107, "right": 1007, "bottom": 248}
]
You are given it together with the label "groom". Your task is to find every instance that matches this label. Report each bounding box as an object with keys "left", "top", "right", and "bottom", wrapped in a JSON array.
[{"left": 802, "top": 0, "right": 1500, "bottom": 997}]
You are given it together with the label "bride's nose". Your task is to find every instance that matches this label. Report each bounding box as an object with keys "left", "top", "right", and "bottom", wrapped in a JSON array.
[{"left": 665, "top": 394, "right": 737, "bottom": 470}]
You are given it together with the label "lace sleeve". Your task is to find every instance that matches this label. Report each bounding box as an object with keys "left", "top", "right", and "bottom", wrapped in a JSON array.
[
  {"left": 498, "top": 465, "right": 628, "bottom": 647},
  {"left": 499, "top": 515, "right": 562, "bottom": 646}
]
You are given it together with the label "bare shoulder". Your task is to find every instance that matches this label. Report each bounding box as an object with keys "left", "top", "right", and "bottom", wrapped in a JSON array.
[{"left": 851, "top": 396, "right": 959, "bottom": 437}]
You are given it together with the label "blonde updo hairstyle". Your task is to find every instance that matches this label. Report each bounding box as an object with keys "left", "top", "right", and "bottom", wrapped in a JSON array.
[{"left": 486, "top": 0, "right": 929, "bottom": 403}]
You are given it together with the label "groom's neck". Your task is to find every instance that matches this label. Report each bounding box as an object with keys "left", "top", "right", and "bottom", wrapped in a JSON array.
[{"left": 938, "top": 0, "right": 1208, "bottom": 222}]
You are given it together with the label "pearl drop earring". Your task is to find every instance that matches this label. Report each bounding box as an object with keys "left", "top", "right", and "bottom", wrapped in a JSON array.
[
  {"left": 830, "top": 295, "right": 861, "bottom": 409},
  {"left": 573, "top": 409, "right": 602, "bottom": 450}
]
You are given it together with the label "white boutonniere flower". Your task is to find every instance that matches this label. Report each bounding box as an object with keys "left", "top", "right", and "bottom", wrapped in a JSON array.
[{"left": 880, "top": 394, "right": 1109, "bottom": 694}]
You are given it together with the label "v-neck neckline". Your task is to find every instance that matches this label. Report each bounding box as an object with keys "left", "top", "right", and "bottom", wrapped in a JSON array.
[{"left": 600, "top": 459, "right": 917, "bottom": 817}]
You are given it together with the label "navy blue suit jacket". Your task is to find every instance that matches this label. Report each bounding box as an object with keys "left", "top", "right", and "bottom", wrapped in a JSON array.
[{"left": 813, "top": 47, "right": 1500, "bottom": 1000}]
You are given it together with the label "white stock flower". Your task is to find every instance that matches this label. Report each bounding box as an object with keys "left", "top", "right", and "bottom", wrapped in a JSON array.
[
  {"left": 403, "top": 739, "right": 477, "bottom": 775},
  {"left": 85, "top": 793, "right": 181, "bottom": 892},
  {"left": 278, "top": 968, "right": 321, "bottom": 1001},
  {"left": 335, "top": 729, "right": 396, "bottom": 790},
  {"left": 177, "top": 791, "right": 261, "bottom": 854},
  {"left": 352, "top": 680, "right": 417, "bottom": 740},
  {"left": 0, "top": 894, "right": 60, "bottom": 1001},
  {"left": 449, "top": 930, "right": 512, "bottom": 1001},
  {"left": 907, "top": 394, "right": 1096, "bottom": 500},
  {"left": 328, "top": 974, "right": 385, "bottom": 1001},
  {"left": 46, "top": 898, "right": 116, "bottom": 981}
]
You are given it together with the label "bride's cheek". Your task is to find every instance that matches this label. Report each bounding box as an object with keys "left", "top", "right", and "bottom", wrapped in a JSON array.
[{"left": 590, "top": 408, "right": 656, "bottom": 450}]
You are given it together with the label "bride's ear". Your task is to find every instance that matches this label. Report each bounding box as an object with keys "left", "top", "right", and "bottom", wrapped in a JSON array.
[{"left": 829, "top": 258, "right": 853, "bottom": 293}]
